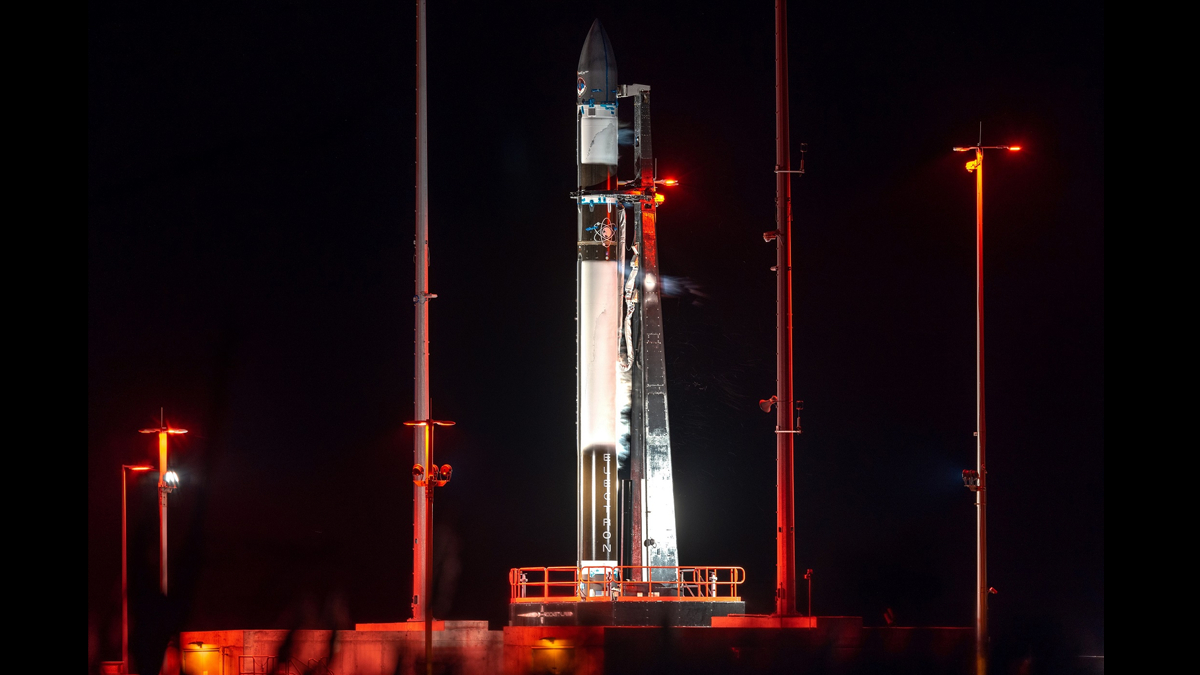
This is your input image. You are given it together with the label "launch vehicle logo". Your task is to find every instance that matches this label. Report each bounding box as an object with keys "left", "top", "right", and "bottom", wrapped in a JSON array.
[
  {"left": 517, "top": 609, "right": 575, "bottom": 627},
  {"left": 588, "top": 217, "right": 616, "bottom": 246},
  {"left": 603, "top": 452, "right": 612, "bottom": 553}
]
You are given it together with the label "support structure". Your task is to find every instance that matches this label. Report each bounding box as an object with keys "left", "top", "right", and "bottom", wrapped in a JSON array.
[
  {"left": 974, "top": 149, "right": 987, "bottom": 675},
  {"left": 121, "top": 464, "right": 153, "bottom": 674},
  {"left": 406, "top": 419, "right": 454, "bottom": 675},
  {"left": 122, "top": 467, "right": 131, "bottom": 672},
  {"left": 412, "top": 0, "right": 433, "bottom": 625},
  {"left": 157, "top": 431, "right": 169, "bottom": 594},
  {"left": 953, "top": 139, "right": 1019, "bottom": 675},
  {"left": 628, "top": 87, "right": 678, "bottom": 582},
  {"left": 773, "top": 0, "right": 798, "bottom": 617}
]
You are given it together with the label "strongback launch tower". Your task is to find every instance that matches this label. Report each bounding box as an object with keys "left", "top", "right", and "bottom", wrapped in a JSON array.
[{"left": 623, "top": 85, "right": 680, "bottom": 580}]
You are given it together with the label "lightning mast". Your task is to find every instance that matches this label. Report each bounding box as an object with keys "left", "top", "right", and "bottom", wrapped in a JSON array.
[
  {"left": 773, "top": 0, "right": 798, "bottom": 617},
  {"left": 412, "top": 0, "right": 434, "bottom": 623}
]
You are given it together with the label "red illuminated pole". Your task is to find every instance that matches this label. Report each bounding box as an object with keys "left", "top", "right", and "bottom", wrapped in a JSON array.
[
  {"left": 773, "top": 0, "right": 798, "bottom": 617},
  {"left": 121, "top": 464, "right": 153, "bottom": 674},
  {"left": 406, "top": 419, "right": 454, "bottom": 675},
  {"left": 975, "top": 149, "right": 986, "bottom": 675},
  {"left": 424, "top": 423, "right": 433, "bottom": 673},
  {"left": 157, "top": 431, "right": 168, "bottom": 594},
  {"left": 139, "top": 410, "right": 185, "bottom": 596},
  {"left": 953, "top": 141, "right": 1019, "bottom": 675}
]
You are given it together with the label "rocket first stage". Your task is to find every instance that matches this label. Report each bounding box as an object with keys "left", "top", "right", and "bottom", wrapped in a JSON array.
[{"left": 575, "top": 20, "right": 679, "bottom": 587}]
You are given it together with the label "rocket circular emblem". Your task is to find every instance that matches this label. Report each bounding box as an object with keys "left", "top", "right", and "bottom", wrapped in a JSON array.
[
  {"left": 577, "top": 76, "right": 587, "bottom": 96},
  {"left": 593, "top": 217, "right": 616, "bottom": 246}
]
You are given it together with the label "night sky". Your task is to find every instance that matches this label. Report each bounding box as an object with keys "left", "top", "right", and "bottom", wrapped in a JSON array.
[{"left": 88, "top": 0, "right": 1103, "bottom": 666}]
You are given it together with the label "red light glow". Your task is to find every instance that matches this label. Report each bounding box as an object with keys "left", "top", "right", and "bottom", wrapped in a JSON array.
[{"left": 1009, "top": 146, "right": 1021, "bottom": 151}]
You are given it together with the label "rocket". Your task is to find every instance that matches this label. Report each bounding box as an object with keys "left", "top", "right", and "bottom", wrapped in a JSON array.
[
  {"left": 576, "top": 19, "right": 620, "bottom": 573},
  {"left": 574, "top": 20, "right": 680, "bottom": 589}
]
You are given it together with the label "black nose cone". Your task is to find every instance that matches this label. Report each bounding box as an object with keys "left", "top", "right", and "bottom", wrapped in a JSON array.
[{"left": 577, "top": 19, "right": 617, "bottom": 106}]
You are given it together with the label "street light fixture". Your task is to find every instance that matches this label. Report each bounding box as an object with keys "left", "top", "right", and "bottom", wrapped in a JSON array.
[
  {"left": 405, "top": 418, "right": 455, "bottom": 675},
  {"left": 139, "top": 409, "right": 187, "bottom": 595},
  {"left": 952, "top": 138, "right": 1020, "bottom": 675},
  {"left": 121, "top": 464, "right": 154, "bottom": 675}
]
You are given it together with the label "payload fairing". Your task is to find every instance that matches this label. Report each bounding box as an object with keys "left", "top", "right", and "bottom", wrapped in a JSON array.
[{"left": 575, "top": 20, "right": 678, "bottom": 586}]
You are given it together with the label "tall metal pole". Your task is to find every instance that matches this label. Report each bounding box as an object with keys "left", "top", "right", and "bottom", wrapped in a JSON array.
[
  {"left": 121, "top": 467, "right": 130, "bottom": 674},
  {"left": 974, "top": 147, "right": 988, "bottom": 675},
  {"left": 954, "top": 139, "right": 1016, "bottom": 674},
  {"left": 121, "top": 465, "right": 152, "bottom": 675},
  {"left": 424, "top": 424, "right": 435, "bottom": 675},
  {"left": 157, "top": 430, "right": 168, "bottom": 595},
  {"left": 406, "top": 419, "right": 453, "bottom": 675},
  {"left": 773, "top": 0, "right": 797, "bottom": 617},
  {"left": 139, "top": 413, "right": 185, "bottom": 598},
  {"left": 412, "top": 0, "right": 432, "bottom": 625}
]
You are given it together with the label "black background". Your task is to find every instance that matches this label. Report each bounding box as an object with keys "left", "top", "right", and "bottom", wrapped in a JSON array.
[{"left": 88, "top": 0, "right": 1103, "bottom": 669}]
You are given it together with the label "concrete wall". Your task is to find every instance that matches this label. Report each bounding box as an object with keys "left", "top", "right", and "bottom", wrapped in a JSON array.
[
  {"left": 183, "top": 622, "right": 972, "bottom": 675},
  {"left": 181, "top": 624, "right": 502, "bottom": 675},
  {"left": 503, "top": 622, "right": 971, "bottom": 675},
  {"left": 503, "top": 626, "right": 606, "bottom": 675}
]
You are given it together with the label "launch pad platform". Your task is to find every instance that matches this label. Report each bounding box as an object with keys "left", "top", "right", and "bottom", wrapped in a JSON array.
[
  {"left": 508, "top": 565, "right": 745, "bottom": 627},
  {"left": 509, "top": 599, "right": 746, "bottom": 627}
]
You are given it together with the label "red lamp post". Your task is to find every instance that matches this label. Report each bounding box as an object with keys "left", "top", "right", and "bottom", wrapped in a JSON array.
[
  {"left": 770, "top": 0, "right": 800, "bottom": 619},
  {"left": 952, "top": 141, "right": 1020, "bottom": 675},
  {"left": 405, "top": 418, "right": 454, "bottom": 675},
  {"left": 138, "top": 410, "right": 186, "bottom": 596},
  {"left": 121, "top": 464, "right": 154, "bottom": 674}
]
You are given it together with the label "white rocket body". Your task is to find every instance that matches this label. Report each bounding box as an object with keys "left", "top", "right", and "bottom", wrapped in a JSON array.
[
  {"left": 578, "top": 254, "right": 620, "bottom": 571},
  {"left": 576, "top": 19, "right": 621, "bottom": 575}
]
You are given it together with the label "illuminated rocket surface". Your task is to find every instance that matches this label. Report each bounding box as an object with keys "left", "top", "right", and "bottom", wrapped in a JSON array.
[{"left": 575, "top": 19, "right": 679, "bottom": 582}]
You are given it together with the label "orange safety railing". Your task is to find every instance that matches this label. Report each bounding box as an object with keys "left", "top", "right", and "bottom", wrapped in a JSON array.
[{"left": 509, "top": 565, "right": 745, "bottom": 602}]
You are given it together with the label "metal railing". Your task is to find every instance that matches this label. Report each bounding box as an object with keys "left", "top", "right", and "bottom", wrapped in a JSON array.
[{"left": 509, "top": 565, "right": 744, "bottom": 602}]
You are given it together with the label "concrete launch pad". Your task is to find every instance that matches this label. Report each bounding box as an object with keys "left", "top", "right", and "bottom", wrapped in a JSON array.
[
  {"left": 502, "top": 621, "right": 975, "bottom": 675},
  {"left": 179, "top": 621, "right": 975, "bottom": 675},
  {"left": 508, "top": 599, "right": 745, "bottom": 627},
  {"left": 180, "top": 623, "right": 502, "bottom": 675}
]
